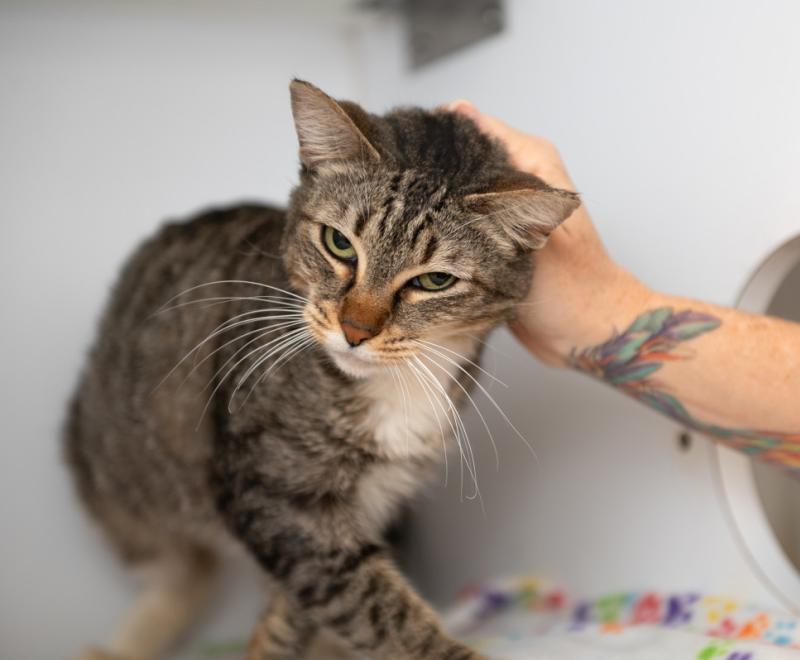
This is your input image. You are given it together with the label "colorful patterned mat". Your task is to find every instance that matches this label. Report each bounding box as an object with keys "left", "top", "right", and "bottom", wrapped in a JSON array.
[
  {"left": 443, "top": 577, "right": 800, "bottom": 659},
  {"left": 198, "top": 578, "right": 800, "bottom": 658}
]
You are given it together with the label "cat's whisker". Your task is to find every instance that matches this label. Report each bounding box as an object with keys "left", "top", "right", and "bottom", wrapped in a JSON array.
[
  {"left": 412, "top": 356, "right": 483, "bottom": 509},
  {"left": 409, "top": 359, "right": 458, "bottom": 443},
  {"left": 463, "top": 332, "right": 491, "bottom": 348},
  {"left": 207, "top": 314, "right": 306, "bottom": 342},
  {"left": 207, "top": 324, "right": 309, "bottom": 395},
  {"left": 179, "top": 320, "right": 308, "bottom": 390},
  {"left": 196, "top": 326, "right": 310, "bottom": 428},
  {"left": 459, "top": 333, "right": 506, "bottom": 382},
  {"left": 416, "top": 342, "right": 538, "bottom": 464},
  {"left": 239, "top": 333, "right": 315, "bottom": 408},
  {"left": 387, "top": 363, "right": 401, "bottom": 398},
  {"left": 189, "top": 306, "right": 304, "bottom": 342},
  {"left": 215, "top": 310, "right": 306, "bottom": 333},
  {"left": 415, "top": 361, "right": 481, "bottom": 504},
  {"left": 409, "top": 357, "right": 467, "bottom": 493},
  {"left": 388, "top": 366, "right": 410, "bottom": 459},
  {"left": 190, "top": 299, "right": 306, "bottom": 317},
  {"left": 229, "top": 328, "right": 313, "bottom": 408},
  {"left": 240, "top": 238, "right": 283, "bottom": 260},
  {"left": 260, "top": 334, "right": 315, "bottom": 385},
  {"left": 417, "top": 351, "right": 500, "bottom": 472},
  {"left": 194, "top": 310, "right": 306, "bottom": 351},
  {"left": 405, "top": 360, "right": 448, "bottom": 488},
  {"left": 463, "top": 333, "right": 510, "bottom": 361},
  {"left": 417, "top": 339, "right": 507, "bottom": 388},
  {"left": 232, "top": 330, "right": 315, "bottom": 405},
  {"left": 158, "top": 279, "right": 308, "bottom": 313},
  {"left": 154, "top": 313, "right": 306, "bottom": 393},
  {"left": 154, "top": 295, "right": 305, "bottom": 316},
  {"left": 192, "top": 311, "right": 306, "bottom": 367},
  {"left": 396, "top": 365, "right": 414, "bottom": 459},
  {"left": 387, "top": 366, "right": 401, "bottom": 435}
]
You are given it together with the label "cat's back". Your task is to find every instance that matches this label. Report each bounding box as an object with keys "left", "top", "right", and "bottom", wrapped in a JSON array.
[
  {"left": 87, "top": 202, "right": 288, "bottom": 383},
  {"left": 65, "top": 202, "right": 288, "bottom": 529},
  {"left": 102, "top": 203, "right": 286, "bottom": 330}
]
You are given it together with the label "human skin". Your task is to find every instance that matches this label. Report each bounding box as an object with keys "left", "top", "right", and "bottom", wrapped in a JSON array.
[{"left": 450, "top": 100, "right": 800, "bottom": 469}]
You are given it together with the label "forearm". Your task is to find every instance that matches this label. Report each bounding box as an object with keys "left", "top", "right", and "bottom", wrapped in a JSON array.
[{"left": 565, "top": 281, "right": 800, "bottom": 466}]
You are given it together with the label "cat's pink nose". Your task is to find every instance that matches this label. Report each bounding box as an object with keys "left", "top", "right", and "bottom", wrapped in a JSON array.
[{"left": 341, "top": 320, "right": 375, "bottom": 347}]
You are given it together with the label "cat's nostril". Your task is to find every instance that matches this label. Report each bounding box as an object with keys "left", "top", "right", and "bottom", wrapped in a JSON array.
[{"left": 341, "top": 320, "right": 374, "bottom": 347}]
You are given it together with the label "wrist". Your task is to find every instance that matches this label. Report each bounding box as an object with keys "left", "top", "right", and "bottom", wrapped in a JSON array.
[{"left": 550, "top": 267, "right": 655, "bottom": 367}]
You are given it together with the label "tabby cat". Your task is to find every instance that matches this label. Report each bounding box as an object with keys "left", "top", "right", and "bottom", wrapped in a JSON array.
[{"left": 66, "top": 80, "right": 579, "bottom": 660}]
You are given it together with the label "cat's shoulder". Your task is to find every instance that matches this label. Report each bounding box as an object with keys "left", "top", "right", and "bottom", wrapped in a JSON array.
[
  {"left": 125, "top": 202, "right": 287, "bottom": 262},
  {"left": 160, "top": 201, "right": 286, "bottom": 239}
]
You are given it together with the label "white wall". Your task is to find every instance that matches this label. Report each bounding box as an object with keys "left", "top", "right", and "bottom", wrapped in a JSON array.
[
  {"left": 355, "top": 1, "right": 800, "bottom": 607},
  {"left": 0, "top": 2, "right": 362, "bottom": 657}
]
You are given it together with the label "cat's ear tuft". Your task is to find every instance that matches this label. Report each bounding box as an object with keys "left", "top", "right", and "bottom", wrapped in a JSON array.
[
  {"left": 464, "top": 174, "right": 580, "bottom": 250},
  {"left": 289, "top": 79, "right": 381, "bottom": 169}
]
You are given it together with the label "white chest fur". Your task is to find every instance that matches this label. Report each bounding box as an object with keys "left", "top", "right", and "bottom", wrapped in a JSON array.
[
  {"left": 359, "top": 355, "right": 460, "bottom": 462},
  {"left": 354, "top": 338, "right": 477, "bottom": 531},
  {"left": 357, "top": 461, "right": 425, "bottom": 532}
]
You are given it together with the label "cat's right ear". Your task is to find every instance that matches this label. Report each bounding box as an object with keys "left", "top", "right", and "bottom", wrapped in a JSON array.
[{"left": 289, "top": 79, "right": 381, "bottom": 169}]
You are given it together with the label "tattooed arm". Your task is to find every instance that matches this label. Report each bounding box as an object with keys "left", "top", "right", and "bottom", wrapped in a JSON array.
[
  {"left": 566, "top": 299, "right": 800, "bottom": 469},
  {"left": 450, "top": 101, "right": 800, "bottom": 470}
]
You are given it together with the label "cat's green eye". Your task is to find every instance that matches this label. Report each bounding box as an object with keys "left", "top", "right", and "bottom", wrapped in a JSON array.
[
  {"left": 411, "top": 272, "right": 457, "bottom": 291},
  {"left": 322, "top": 225, "right": 356, "bottom": 261}
]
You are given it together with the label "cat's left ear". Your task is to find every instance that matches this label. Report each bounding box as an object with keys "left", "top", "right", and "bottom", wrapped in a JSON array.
[
  {"left": 289, "top": 79, "right": 381, "bottom": 169},
  {"left": 464, "top": 174, "right": 580, "bottom": 250}
]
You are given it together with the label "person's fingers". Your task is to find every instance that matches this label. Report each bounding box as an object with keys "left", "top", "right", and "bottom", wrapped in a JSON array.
[
  {"left": 446, "top": 99, "right": 479, "bottom": 120},
  {"left": 448, "top": 100, "right": 520, "bottom": 143}
]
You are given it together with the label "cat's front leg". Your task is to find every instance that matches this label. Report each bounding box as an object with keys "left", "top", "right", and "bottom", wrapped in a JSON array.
[
  {"left": 263, "top": 536, "right": 483, "bottom": 660},
  {"left": 223, "top": 501, "right": 483, "bottom": 660},
  {"left": 248, "top": 587, "right": 317, "bottom": 660}
]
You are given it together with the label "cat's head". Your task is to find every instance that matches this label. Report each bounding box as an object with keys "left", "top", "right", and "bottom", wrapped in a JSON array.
[{"left": 282, "top": 80, "right": 578, "bottom": 378}]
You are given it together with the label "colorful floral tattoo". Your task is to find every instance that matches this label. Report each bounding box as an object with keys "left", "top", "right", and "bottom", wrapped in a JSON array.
[{"left": 569, "top": 307, "right": 800, "bottom": 473}]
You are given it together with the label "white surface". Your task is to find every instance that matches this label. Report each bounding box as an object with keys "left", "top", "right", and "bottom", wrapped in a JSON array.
[
  {"left": 0, "top": 3, "right": 362, "bottom": 658},
  {"left": 354, "top": 0, "right": 800, "bottom": 609}
]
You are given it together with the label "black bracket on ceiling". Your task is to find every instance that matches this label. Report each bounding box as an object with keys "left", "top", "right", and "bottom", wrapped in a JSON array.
[{"left": 360, "top": 0, "right": 504, "bottom": 69}]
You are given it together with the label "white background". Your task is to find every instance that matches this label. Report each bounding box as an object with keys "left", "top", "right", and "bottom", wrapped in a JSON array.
[{"left": 2, "top": 1, "right": 800, "bottom": 658}]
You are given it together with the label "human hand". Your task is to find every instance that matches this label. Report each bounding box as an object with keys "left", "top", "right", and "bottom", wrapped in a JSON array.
[
  {"left": 446, "top": 103, "right": 800, "bottom": 470},
  {"left": 448, "top": 101, "right": 651, "bottom": 365}
]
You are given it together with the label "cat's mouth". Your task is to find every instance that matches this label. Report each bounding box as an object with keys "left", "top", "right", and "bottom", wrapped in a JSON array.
[
  {"left": 320, "top": 329, "right": 390, "bottom": 379},
  {"left": 328, "top": 347, "right": 383, "bottom": 378}
]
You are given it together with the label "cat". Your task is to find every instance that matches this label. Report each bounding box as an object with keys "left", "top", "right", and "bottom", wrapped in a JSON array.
[{"left": 65, "top": 80, "right": 579, "bottom": 660}]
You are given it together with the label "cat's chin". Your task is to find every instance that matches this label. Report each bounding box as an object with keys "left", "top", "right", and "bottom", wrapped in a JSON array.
[
  {"left": 326, "top": 348, "right": 383, "bottom": 379},
  {"left": 319, "top": 329, "right": 387, "bottom": 379}
]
